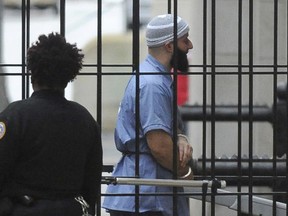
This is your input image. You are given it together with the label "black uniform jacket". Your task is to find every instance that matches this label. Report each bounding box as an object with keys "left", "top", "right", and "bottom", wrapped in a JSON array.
[{"left": 0, "top": 89, "right": 103, "bottom": 212}]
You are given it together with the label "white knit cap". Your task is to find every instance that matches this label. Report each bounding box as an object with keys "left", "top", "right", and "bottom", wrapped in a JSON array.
[{"left": 146, "top": 14, "right": 189, "bottom": 48}]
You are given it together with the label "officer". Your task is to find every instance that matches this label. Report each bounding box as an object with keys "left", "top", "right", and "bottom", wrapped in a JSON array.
[{"left": 0, "top": 33, "right": 103, "bottom": 216}]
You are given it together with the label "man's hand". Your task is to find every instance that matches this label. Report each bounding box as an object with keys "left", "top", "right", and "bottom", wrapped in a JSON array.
[
  {"left": 146, "top": 130, "right": 193, "bottom": 179},
  {"left": 177, "top": 134, "right": 193, "bottom": 168}
]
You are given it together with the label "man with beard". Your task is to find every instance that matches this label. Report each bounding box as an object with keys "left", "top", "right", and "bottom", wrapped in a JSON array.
[{"left": 103, "top": 14, "right": 193, "bottom": 216}]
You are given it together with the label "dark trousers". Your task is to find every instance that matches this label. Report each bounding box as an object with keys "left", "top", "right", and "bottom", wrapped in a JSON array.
[
  {"left": 10, "top": 197, "right": 83, "bottom": 216},
  {"left": 109, "top": 210, "right": 163, "bottom": 216}
]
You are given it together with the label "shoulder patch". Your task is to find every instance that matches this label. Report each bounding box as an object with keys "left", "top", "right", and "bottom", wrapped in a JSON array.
[{"left": 0, "top": 122, "right": 6, "bottom": 140}]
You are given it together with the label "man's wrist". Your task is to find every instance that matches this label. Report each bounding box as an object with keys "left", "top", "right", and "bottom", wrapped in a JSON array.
[
  {"left": 179, "top": 167, "right": 192, "bottom": 178},
  {"left": 177, "top": 134, "right": 189, "bottom": 143}
]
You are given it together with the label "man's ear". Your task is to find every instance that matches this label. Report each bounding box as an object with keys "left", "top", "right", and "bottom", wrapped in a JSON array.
[{"left": 164, "top": 42, "right": 174, "bottom": 53}]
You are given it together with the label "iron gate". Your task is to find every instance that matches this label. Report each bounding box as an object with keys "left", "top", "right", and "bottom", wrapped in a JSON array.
[{"left": 0, "top": 0, "right": 287, "bottom": 215}]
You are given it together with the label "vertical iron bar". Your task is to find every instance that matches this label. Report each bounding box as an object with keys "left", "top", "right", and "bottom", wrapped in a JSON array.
[
  {"left": 248, "top": 0, "right": 254, "bottom": 215},
  {"left": 21, "top": 0, "right": 26, "bottom": 99},
  {"left": 237, "top": 0, "right": 243, "bottom": 215},
  {"left": 172, "top": 2, "right": 179, "bottom": 216},
  {"left": 133, "top": 0, "right": 140, "bottom": 213},
  {"left": 0, "top": 0, "right": 2, "bottom": 62},
  {"left": 26, "top": 0, "right": 30, "bottom": 99},
  {"left": 60, "top": 0, "right": 65, "bottom": 36},
  {"left": 286, "top": 1, "right": 288, "bottom": 215},
  {"left": 96, "top": 0, "right": 102, "bottom": 215},
  {"left": 168, "top": 0, "right": 171, "bottom": 14},
  {"left": 211, "top": 0, "right": 216, "bottom": 215},
  {"left": 202, "top": 0, "right": 208, "bottom": 215},
  {"left": 96, "top": 0, "right": 102, "bottom": 129},
  {"left": 272, "top": 0, "right": 278, "bottom": 215}
]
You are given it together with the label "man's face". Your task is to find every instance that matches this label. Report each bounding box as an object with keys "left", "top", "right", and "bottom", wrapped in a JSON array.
[{"left": 170, "top": 34, "right": 193, "bottom": 73}]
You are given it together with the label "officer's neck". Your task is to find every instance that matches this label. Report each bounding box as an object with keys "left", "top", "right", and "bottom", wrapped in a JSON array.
[{"left": 32, "top": 83, "right": 65, "bottom": 95}]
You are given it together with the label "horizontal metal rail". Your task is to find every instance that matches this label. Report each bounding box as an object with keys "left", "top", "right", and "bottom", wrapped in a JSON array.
[
  {"left": 102, "top": 176, "right": 226, "bottom": 189},
  {"left": 179, "top": 105, "right": 273, "bottom": 122},
  {"left": 103, "top": 155, "right": 288, "bottom": 186},
  {"left": 102, "top": 175, "right": 286, "bottom": 216},
  {"left": 190, "top": 157, "right": 287, "bottom": 176}
]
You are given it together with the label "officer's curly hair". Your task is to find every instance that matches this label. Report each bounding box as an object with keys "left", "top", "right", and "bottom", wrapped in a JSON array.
[{"left": 27, "top": 32, "right": 84, "bottom": 88}]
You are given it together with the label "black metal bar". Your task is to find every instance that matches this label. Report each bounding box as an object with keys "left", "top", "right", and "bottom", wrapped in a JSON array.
[
  {"left": 286, "top": 1, "right": 288, "bottom": 214},
  {"left": 179, "top": 105, "right": 273, "bottom": 122},
  {"left": 60, "top": 0, "right": 65, "bottom": 36},
  {"left": 272, "top": 0, "right": 279, "bottom": 215},
  {"left": 5, "top": 63, "right": 288, "bottom": 70},
  {"left": 172, "top": 0, "right": 179, "bottom": 181},
  {"left": 21, "top": 0, "right": 26, "bottom": 100},
  {"left": 103, "top": 157, "right": 288, "bottom": 186},
  {"left": 133, "top": 0, "right": 140, "bottom": 213},
  {"left": 0, "top": 0, "right": 2, "bottom": 63},
  {"left": 211, "top": 0, "right": 216, "bottom": 215},
  {"left": 248, "top": 0, "right": 254, "bottom": 214},
  {"left": 202, "top": 2, "right": 208, "bottom": 215},
  {"left": 172, "top": 2, "right": 179, "bottom": 215},
  {"left": 237, "top": 0, "right": 243, "bottom": 214},
  {"left": 96, "top": 0, "right": 102, "bottom": 128},
  {"left": 26, "top": 0, "right": 30, "bottom": 99},
  {"left": 191, "top": 157, "right": 287, "bottom": 177},
  {"left": 202, "top": 0, "right": 208, "bottom": 182},
  {"left": 96, "top": 0, "right": 102, "bottom": 215},
  {"left": 167, "top": 0, "right": 171, "bottom": 13}
]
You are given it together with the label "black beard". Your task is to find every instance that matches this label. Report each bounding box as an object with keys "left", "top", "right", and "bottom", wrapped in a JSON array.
[{"left": 170, "top": 48, "right": 189, "bottom": 73}]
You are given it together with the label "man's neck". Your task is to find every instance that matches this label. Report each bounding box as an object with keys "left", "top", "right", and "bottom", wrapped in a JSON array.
[{"left": 149, "top": 50, "right": 172, "bottom": 71}]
